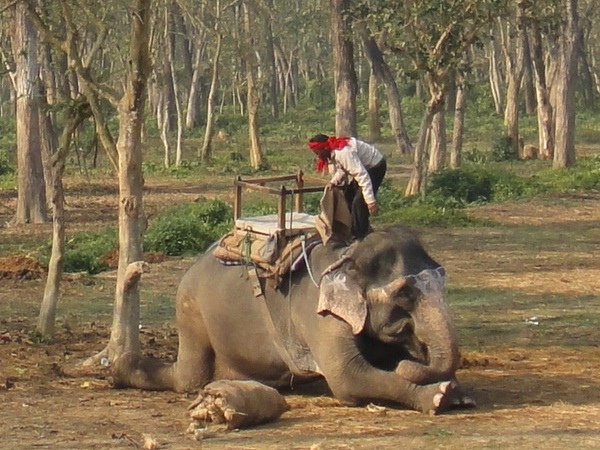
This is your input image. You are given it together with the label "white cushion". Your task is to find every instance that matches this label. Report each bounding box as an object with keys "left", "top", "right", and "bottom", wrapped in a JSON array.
[{"left": 235, "top": 212, "right": 316, "bottom": 235}]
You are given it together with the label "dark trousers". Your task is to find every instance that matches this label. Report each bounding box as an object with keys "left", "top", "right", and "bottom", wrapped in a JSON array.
[{"left": 344, "top": 158, "right": 387, "bottom": 239}]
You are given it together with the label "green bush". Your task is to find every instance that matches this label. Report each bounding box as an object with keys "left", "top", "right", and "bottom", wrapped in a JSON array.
[
  {"left": 0, "top": 150, "right": 13, "bottom": 176},
  {"left": 39, "top": 227, "right": 117, "bottom": 274},
  {"left": 526, "top": 155, "right": 600, "bottom": 194},
  {"left": 144, "top": 199, "right": 232, "bottom": 256},
  {"left": 490, "top": 135, "right": 518, "bottom": 162},
  {"left": 427, "top": 167, "right": 494, "bottom": 205},
  {"left": 375, "top": 180, "right": 484, "bottom": 227}
]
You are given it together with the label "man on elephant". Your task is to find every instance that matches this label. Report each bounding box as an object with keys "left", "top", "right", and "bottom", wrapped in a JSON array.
[{"left": 308, "top": 134, "right": 387, "bottom": 240}]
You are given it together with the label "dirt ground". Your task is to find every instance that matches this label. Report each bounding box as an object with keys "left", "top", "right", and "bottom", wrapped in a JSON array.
[{"left": 1, "top": 175, "right": 600, "bottom": 449}]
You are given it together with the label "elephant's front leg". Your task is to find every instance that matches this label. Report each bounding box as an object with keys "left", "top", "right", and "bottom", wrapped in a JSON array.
[
  {"left": 395, "top": 359, "right": 439, "bottom": 384},
  {"left": 309, "top": 332, "right": 456, "bottom": 414},
  {"left": 394, "top": 361, "right": 476, "bottom": 409}
]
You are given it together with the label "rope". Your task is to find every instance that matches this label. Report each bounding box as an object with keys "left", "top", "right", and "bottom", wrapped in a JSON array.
[
  {"left": 243, "top": 229, "right": 252, "bottom": 264},
  {"left": 301, "top": 236, "right": 320, "bottom": 288}
]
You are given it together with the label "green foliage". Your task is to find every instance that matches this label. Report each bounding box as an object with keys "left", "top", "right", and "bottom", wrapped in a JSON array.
[
  {"left": 0, "top": 117, "right": 16, "bottom": 154},
  {"left": 427, "top": 167, "right": 494, "bottom": 204},
  {"left": 463, "top": 148, "right": 491, "bottom": 164},
  {"left": 39, "top": 227, "right": 117, "bottom": 274},
  {"left": 0, "top": 150, "right": 14, "bottom": 176},
  {"left": 376, "top": 180, "right": 486, "bottom": 227},
  {"left": 144, "top": 200, "right": 232, "bottom": 256},
  {"left": 490, "top": 135, "right": 518, "bottom": 162},
  {"left": 526, "top": 155, "right": 600, "bottom": 194}
]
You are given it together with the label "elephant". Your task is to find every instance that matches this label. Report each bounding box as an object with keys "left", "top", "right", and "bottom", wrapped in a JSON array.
[{"left": 113, "top": 225, "right": 473, "bottom": 415}]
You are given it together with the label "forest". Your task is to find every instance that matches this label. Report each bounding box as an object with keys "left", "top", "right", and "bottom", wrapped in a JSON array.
[{"left": 1, "top": 0, "right": 600, "bottom": 448}]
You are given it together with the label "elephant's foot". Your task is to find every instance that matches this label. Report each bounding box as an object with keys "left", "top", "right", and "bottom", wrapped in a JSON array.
[{"left": 416, "top": 380, "right": 456, "bottom": 415}]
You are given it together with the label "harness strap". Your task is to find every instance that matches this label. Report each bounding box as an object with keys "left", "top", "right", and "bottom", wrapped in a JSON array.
[
  {"left": 301, "top": 237, "right": 320, "bottom": 288},
  {"left": 247, "top": 266, "right": 265, "bottom": 301}
]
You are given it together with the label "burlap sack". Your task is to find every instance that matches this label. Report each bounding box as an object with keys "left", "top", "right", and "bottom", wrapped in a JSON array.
[{"left": 188, "top": 379, "right": 289, "bottom": 430}]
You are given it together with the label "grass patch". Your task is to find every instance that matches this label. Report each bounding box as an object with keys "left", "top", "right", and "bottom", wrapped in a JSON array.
[{"left": 450, "top": 287, "right": 600, "bottom": 349}]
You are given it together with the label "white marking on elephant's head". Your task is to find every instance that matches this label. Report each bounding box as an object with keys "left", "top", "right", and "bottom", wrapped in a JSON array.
[{"left": 366, "top": 266, "right": 446, "bottom": 305}]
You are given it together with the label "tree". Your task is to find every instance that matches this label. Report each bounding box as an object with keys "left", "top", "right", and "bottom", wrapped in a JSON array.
[
  {"left": 38, "top": 99, "right": 91, "bottom": 335},
  {"left": 27, "top": 0, "right": 153, "bottom": 360},
  {"left": 357, "top": 0, "right": 508, "bottom": 196},
  {"left": 242, "top": 0, "right": 264, "bottom": 169},
  {"left": 526, "top": 4, "right": 555, "bottom": 160},
  {"left": 200, "top": 0, "right": 223, "bottom": 163},
  {"left": 9, "top": 1, "right": 48, "bottom": 225},
  {"left": 358, "top": 22, "right": 413, "bottom": 154},
  {"left": 331, "top": 0, "right": 357, "bottom": 136},
  {"left": 553, "top": 0, "right": 579, "bottom": 168},
  {"left": 501, "top": 2, "right": 527, "bottom": 157}
]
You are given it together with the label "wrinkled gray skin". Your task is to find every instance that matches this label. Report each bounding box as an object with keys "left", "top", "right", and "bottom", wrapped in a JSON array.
[{"left": 113, "top": 226, "right": 474, "bottom": 414}]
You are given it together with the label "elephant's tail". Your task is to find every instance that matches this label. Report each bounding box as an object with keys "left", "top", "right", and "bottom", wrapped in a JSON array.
[{"left": 111, "top": 352, "right": 175, "bottom": 391}]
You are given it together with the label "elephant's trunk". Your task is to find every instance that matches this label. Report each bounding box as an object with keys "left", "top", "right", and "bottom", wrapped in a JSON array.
[
  {"left": 396, "top": 293, "right": 460, "bottom": 384},
  {"left": 416, "top": 293, "right": 460, "bottom": 374}
]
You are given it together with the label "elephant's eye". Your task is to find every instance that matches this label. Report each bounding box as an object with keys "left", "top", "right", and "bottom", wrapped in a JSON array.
[{"left": 393, "top": 286, "right": 416, "bottom": 310}]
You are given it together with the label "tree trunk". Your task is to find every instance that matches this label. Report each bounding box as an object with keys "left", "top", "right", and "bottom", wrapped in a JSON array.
[
  {"left": 521, "top": 29, "right": 536, "bottom": 115},
  {"left": 576, "top": 8, "right": 595, "bottom": 109},
  {"left": 554, "top": 0, "right": 579, "bottom": 168},
  {"left": 428, "top": 107, "right": 446, "bottom": 173},
  {"left": 265, "top": 0, "right": 279, "bottom": 119},
  {"left": 38, "top": 102, "right": 90, "bottom": 336},
  {"left": 406, "top": 84, "right": 444, "bottom": 197},
  {"left": 529, "top": 20, "right": 554, "bottom": 160},
  {"left": 10, "top": 1, "right": 48, "bottom": 225},
  {"left": 331, "top": 0, "right": 357, "bottom": 136},
  {"left": 502, "top": 6, "right": 526, "bottom": 158},
  {"left": 185, "top": 45, "right": 204, "bottom": 130},
  {"left": 359, "top": 24, "right": 413, "bottom": 154},
  {"left": 169, "top": 54, "right": 183, "bottom": 167},
  {"left": 201, "top": 2, "right": 223, "bottom": 163},
  {"left": 367, "top": 70, "right": 381, "bottom": 143},
  {"left": 85, "top": 0, "right": 152, "bottom": 365},
  {"left": 242, "top": 1, "right": 264, "bottom": 169},
  {"left": 160, "top": 6, "right": 177, "bottom": 133},
  {"left": 488, "top": 27, "right": 504, "bottom": 115},
  {"left": 450, "top": 81, "right": 466, "bottom": 169}
]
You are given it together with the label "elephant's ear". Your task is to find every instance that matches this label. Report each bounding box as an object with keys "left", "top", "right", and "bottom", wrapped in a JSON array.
[{"left": 317, "top": 268, "right": 367, "bottom": 335}]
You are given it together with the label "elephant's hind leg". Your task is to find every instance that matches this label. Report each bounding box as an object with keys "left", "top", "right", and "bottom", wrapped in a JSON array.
[{"left": 172, "top": 309, "right": 215, "bottom": 393}]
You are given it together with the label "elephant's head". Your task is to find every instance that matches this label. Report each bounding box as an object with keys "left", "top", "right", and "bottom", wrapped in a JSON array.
[{"left": 328, "top": 226, "right": 460, "bottom": 383}]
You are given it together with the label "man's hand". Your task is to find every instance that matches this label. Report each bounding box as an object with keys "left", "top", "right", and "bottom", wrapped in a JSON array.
[{"left": 367, "top": 202, "right": 379, "bottom": 215}]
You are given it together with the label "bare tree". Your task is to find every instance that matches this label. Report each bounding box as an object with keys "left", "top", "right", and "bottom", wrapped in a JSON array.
[
  {"left": 38, "top": 100, "right": 90, "bottom": 335},
  {"left": 242, "top": 0, "right": 264, "bottom": 169},
  {"left": 200, "top": 0, "right": 223, "bottom": 163},
  {"left": 450, "top": 67, "right": 468, "bottom": 169},
  {"left": 553, "top": 0, "right": 579, "bottom": 168},
  {"left": 358, "top": 23, "right": 413, "bottom": 154},
  {"left": 331, "top": 0, "right": 357, "bottom": 136},
  {"left": 528, "top": 13, "right": 554, "bottom": 160},
  {"left": 10, "top": 1, "right": 48, "bottom": 225},
  {"left": 502, "top": 2, "right": 527, "bottom": 158}
]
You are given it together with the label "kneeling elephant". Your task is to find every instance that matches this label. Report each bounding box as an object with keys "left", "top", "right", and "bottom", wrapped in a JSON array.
[{"left": 113, "top": 225, "right": 473, "bottom": 414}]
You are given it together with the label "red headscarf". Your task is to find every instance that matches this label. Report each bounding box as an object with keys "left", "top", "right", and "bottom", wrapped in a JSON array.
[{"left": 308, "top": 136, "right": 350, "bottom": 172}]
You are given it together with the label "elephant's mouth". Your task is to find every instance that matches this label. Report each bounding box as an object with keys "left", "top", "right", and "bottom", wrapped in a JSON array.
[{"left": 403, "top": 332, "right": 430, "bottom": 365}]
